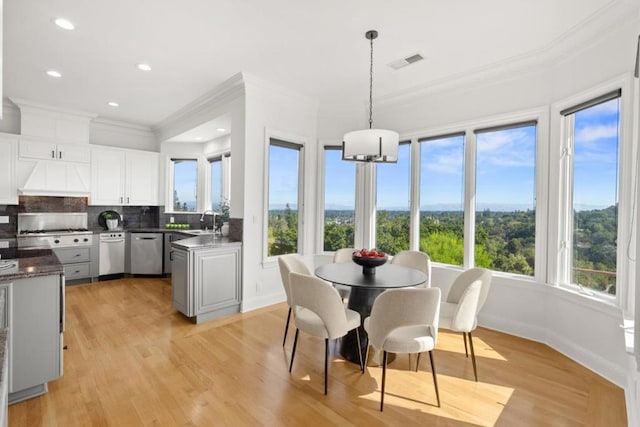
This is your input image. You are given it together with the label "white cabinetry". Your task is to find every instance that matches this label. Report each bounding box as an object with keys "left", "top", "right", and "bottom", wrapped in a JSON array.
[
  {"left": 19, "top": 138, "right": 90, "bottom": 163},
  {"left": 90, "top": 146, "right": 159, "bottom": 206},
  {"left": 171, "top": 244, "right": 241, "bottom": 323},
  {"left": 0, "top": 134, "right": 17, "bottom": 204}
]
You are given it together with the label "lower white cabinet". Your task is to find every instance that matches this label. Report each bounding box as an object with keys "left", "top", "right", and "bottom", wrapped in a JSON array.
[
  {"left": 171, "top": 245, "right": 241, "bottom": 323},
  {"left": 1, "top": 275, "right": 63, "bottom": 404}
]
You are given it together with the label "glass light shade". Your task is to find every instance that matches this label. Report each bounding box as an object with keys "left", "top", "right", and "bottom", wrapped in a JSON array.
[{"left": 342, "top": 129, "right": 400, "bottom": 163}]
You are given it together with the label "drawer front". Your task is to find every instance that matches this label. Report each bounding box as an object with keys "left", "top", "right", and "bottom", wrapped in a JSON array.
[
  {"left": 54, "top": 247, "right": 90, "bottom": 264},
  {"left": 63, "top": 263, "right": 90, "bottom": 280}
]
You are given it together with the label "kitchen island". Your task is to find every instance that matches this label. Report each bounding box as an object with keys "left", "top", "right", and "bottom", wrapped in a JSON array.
[
  {"left": 0, "top": 240, "right": 64, "bottom": 405},
  {"left": 170, "top": 234, "right": 242, "bottom": 324}
]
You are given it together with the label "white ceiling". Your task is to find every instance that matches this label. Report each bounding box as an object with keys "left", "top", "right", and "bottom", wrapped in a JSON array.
[{"left": 4, "top": 0, "right": 630, "bottom": 129}]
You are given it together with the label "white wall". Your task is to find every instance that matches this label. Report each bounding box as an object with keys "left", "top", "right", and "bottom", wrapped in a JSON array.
[
  {"left": 355, "top": 12, "right": 640, "bottom": 426},
  {"left": 240, "top": 74, "right": 318, "bottom": 312}
]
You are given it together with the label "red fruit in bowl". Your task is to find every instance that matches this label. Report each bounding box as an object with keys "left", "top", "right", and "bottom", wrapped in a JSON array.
[
  {"left": 377, "top": 252, "right": 386, "bottom": 258},
  {"left": 360, "top": 250, "right": 369, "bottom": 257}
]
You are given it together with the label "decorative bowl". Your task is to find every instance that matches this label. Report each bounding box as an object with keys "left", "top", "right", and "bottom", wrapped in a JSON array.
[{"left": 352, "top": 254, "right": 388, "bottom": 275}]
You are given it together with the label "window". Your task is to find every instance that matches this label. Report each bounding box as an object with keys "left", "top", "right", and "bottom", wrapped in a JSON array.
[
  {"left": 209, "top": 153, "right": 231, "bottom": 210},
  {"left": 376, "top": 142, "right": 411, "bottom": 255},
  {"left": 563, "top": 91, "right": 621, "bottom": 295},
  {"left": 419, "top": 133, "right": 465, "bottom": 266},
  {"left": 210, "top": 157, "right": 222, "bottom": 211},
  {"left": 474, "top": 122, "right": 537, "bottom": 275},
  {"left": 323, "top": 147, "right": 356, "bottom": 251},
  {"left": 171, "top": 158, "right": 198, "bottom": 212},
  {"left": 267, "top": 139, "right": 303, "bottom": 257}
]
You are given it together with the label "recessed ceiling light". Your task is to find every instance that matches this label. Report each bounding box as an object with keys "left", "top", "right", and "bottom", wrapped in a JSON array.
[
  {"left": 107, "top": 101, "right": 119, "bottom": 107},
  {"left": 46, "top": 70, "right": 62, "bottom": 78},
  {"left": 216, "top": 128, "right": 226, "bottom": 132},
  {"left": 137, "top": 63, "right": 151, "bottom": 71},
  {"left": 195, "top": 136, "right": 203, "bottom": 141},
  {"left": 54, "top": 18, "right": 75, "bottom": 30}
]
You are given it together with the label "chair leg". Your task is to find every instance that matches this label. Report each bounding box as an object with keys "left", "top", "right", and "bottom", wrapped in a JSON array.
[
  {"left": 463, "top": 332, "right": 468, "bottom": 357},
  {"left": 283, "top": 307, "right": 292, "bottom": 347},
  {"left": 362, "top": 346, "right": 370, "bottom": 375},
  {"left": 355, "top": 328, "right": 364, "bottom": 373},
  {"left": 468, "top": 331, "right": 478, "bottom": 382},
  {"left": 289, "top": 328, "right": 299, "bottom": 373},
  {"left": 428, "top": 350, "right": 441, "bottom": 407},
  {"left": 380, "top": 351, "right": 388, "bottom": 411},
  {"left": 324, "top": 338, "right": 329, "bottom": 395},
  {"left": 415, "top": 352, "right": 421, "bottom": 372}
]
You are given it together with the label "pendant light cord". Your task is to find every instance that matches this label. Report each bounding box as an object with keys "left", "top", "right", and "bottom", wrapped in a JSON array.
[{"left": 369, "top": 35, "right": 374, "bottom": 129}]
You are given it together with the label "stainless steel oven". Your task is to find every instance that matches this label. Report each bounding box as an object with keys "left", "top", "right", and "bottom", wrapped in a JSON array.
[{"left": 17, "top": 212, "right": 94, "bottom": 282}]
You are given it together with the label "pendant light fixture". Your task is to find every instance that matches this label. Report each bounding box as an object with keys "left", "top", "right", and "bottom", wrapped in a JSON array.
[{"left": 342, "top": 30, "right": 399, "bottom": 163}]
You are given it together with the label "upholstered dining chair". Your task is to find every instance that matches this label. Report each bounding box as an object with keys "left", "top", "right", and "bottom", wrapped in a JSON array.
[
  {"left": 277, "top": 254, "right": 312, "bottom": 347},
  {"left": 332, "top": 248, "right": 355, "bottom": 300},
  {"left": 438, "top": 268, "right": 492, "bottom": 382},
  {"left": 363, "top": 287, "right": 442, "bottom": 411},
  {"left": 390, "top": 250, "right": 432, "bottom": 288},
  {"left": 288, "top": 272, "right": 364, "bottom": 395}
]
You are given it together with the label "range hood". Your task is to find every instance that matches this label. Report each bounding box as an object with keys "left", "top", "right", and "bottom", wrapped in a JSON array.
[{"left": 18, "top": 160, "right": 91, "bottom": 197}]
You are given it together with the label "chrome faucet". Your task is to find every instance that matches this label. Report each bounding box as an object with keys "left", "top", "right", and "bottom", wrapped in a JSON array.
[{"left": 200, "top": 210, "right": 219, "bottom": 231}]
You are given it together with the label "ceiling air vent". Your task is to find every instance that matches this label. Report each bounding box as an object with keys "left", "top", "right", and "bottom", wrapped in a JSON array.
[{"left": 388, "top": 52, "right": 425, "bottom": 70}]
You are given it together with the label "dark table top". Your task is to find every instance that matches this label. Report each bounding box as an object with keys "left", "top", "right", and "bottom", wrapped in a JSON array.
[{"left": 315, "top": 262, "right": 427, "bottom": 289}]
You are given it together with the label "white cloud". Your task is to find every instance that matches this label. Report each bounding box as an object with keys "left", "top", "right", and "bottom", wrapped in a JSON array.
[{"left": 575, "top": 124, "right": 618, "bottom": 143}]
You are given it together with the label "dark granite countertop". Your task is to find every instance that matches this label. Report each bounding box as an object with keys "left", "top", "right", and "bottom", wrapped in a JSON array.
[{"left": 0, "top": 240, "right": 63, "bottom": 282}]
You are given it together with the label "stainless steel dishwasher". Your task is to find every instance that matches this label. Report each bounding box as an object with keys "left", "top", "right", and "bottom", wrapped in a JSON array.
[
  {"left": 99, "top": 232, "right": 125, "bottom": 276},
  {"left": 130, "top": 233, "right": 163, "bottom": 275}
]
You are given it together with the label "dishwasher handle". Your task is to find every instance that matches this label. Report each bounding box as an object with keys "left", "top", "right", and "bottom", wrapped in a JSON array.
[
  {"left": 136, "top": 237, "right": 159, "bottom": 240},
  {"left": 101, "top": 239, "right": 125, "bottom": 243}
]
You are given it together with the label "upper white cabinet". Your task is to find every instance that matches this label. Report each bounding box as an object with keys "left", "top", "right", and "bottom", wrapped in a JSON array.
[
  {"left": 19, "top": 138, "right": 90, "bottom": 163},
  {"left": 90, "top": 146, "right": 159, "bottom": 206},
  {"left": 0, "top": 133, "right": 18, "bottom": 204},
  {"left": 10, "top": 98, "right": 95, "bottom": 145}
]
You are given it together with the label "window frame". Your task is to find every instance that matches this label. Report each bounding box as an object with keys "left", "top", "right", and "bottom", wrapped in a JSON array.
[
  {"left": 550, "top": 74, "right": 633, "bottom": 312},
  {"left": 373, "top": 140, "right": 412, "bottom": 255},
  {"left": 472, "top": 120, "right": 539, "bottom": 277},
  {"left": 206, "top": 152, "right": 231, "bottom": 211},
  {"left": 318, "top": 144, "right": 357, "bottom": 253},
  {"left": 263, "top": 131, "right": 306, "bottom": 262},
  {"left": 417, "top": 131, "right": 467, "bottom": 267},
  {"left": 395, "top": 107, "right": 549, "bottom": 283},
  {"left": 166, "top": 157, "right": 199, "bottom": 214}
]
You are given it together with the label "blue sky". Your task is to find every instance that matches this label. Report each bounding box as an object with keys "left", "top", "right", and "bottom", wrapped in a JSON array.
[
  {"left": 573, "top": 99, "right": 620, "bottom": 210},
  {"left": 211, "top": 97, "right": 621, "bottom": 213}
]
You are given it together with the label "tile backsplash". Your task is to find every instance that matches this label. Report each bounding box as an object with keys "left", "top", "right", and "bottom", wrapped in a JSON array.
[{"left": 0, "top": 205, "right": 18, "bottom": 236}]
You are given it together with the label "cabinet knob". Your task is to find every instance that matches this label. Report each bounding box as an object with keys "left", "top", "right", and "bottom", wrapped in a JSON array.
[{"left": 51, "top": 150, "right": 55, "bottom": 158}]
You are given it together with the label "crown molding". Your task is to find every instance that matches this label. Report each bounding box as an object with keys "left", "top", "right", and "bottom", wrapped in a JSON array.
[
  {"left": 153, "top": 72, "right": 245, "bottom": 135},
  {"left": 243, "top": 72, "right": 319, "bottom": 109},
  {"left": 92, "top": 117, "right": 154, "bottom": 135},
  {"left": 9, "top": 97, "right": 97, "bottom": 119},
  {"left": 375, "top": 0, "right": 638, "bottom": 110}
]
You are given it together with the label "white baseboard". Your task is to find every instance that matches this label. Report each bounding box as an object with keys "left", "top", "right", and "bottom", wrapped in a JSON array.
[
  {"left": 241, "top": 292, "right": 285, "bottom": 313},
  {"left": 480, "top": 312, "right": 628, "bottom": 388}
]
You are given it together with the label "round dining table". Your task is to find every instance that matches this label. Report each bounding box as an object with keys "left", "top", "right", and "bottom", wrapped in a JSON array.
[{"left": 314, "top": 262, "right": 428, "bottom": 365}]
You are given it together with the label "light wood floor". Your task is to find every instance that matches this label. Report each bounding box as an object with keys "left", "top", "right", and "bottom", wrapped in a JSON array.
[{"left": 8, "top": 277, "right": 627, "bottom": 426}]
